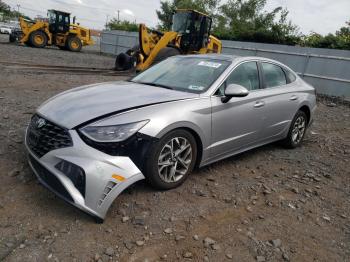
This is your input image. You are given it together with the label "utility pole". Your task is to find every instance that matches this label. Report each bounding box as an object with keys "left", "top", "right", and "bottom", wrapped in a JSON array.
[
  {"left": 117, "top": 10, "right": 120, "bottom": 23},
  {"left": 105, "top": 14, "right": 109, "bottom": 29},
  {"left": 16, "top": 4, "right": 20, "bottom": 17}
]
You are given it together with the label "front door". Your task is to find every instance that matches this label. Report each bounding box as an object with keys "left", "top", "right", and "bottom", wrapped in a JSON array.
[{"left": 210, "top": 61, "right": 265, "bottom": 159}]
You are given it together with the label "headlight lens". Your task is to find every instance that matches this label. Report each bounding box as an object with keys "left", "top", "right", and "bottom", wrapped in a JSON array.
[{"left": 80, "top": 120, "right": 149, "bottom": 142}]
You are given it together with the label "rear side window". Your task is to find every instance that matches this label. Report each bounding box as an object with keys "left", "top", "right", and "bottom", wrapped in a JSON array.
[
  {"left": 284, "top": 68, "right": 297, "bottom": 83},
  {"left": 262, "top": 63, "right": 287, "bottom": 88}
]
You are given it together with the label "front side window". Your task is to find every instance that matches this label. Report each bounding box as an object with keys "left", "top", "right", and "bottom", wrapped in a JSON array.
[
  {"left": 215, "top": 62, "right": 259, "bottom": 96},
  {"left": 262, "top": 63, "right": 287, "bottom": 88},
  {"left": 131, "top": 57, "right": 230, "bottom": 94}
]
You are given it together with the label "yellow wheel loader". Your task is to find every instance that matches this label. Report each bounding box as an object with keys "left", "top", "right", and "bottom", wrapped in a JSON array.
[
  {"left": 12, "top": 10, "right": 94, "bottom": 52},
  {"left": 115, "top": 9, "right": 222, "bottom": 71}
]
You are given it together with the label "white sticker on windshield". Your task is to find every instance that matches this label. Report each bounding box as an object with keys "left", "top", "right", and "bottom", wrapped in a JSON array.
[
  {"left": 198, "top": 61, "right": 222, "bottom": 68},
  {"left": 188, "top": 85, "right": 205, "bottom": 91}
]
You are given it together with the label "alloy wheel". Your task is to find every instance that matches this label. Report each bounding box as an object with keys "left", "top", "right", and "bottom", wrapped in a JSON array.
[
  {"left": 157, "top": 137, "right": 193, "bottom": 183},
  {"left": 292, "top": 116, "right": 306, "bottom": 144}
]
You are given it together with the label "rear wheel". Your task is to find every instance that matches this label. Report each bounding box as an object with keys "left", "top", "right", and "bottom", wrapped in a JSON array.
[
  {"left": 66, "top": 36, "right": 82, "bottom": 52},
  {"left": 29, "top": 30, "right": 48, "bottom": 48},
  {"left": 281, "top": 110, "right": 308, "bottom": 148},
  {"left": 153, "top": 47, "right": 180, "bottom": 65},
  {"left": 144, "top": 129, "right": 197, "bottom": 190}
]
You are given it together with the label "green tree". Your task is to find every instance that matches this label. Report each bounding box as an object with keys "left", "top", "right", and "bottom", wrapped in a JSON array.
[
  {"left": 156, "top": 0, "right": 220, "bottom": 30},
  {"left": 215, "top": 0, "right": 300, "bottom": 44},
  {"left": 107, "top": 19, "right": 139, "bottom": 32},
  {"left": 301, "top": 20, "right": 350, "bottom": 50}
]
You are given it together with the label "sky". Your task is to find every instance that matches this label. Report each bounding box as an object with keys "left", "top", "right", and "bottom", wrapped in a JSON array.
[{"left": 4, "top": 0, "right": 350, "bottom": 35}]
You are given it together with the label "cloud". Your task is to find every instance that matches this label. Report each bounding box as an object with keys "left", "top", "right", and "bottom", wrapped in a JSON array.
[{"left": 122, "top": 9, "right": 134, "bottom": 17}]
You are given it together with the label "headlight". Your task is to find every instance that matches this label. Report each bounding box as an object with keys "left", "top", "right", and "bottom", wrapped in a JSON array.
[{"left": 80, "top": 120, "right": 149, "bottom": 142}]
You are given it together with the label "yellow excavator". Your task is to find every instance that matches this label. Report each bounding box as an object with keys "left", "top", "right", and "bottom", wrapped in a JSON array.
[
  {"left": 115, "top": 9, "right": 222, "bottom": 71},
  {"left": 10, "top": 10, "right": 94, "bottom": 52}
]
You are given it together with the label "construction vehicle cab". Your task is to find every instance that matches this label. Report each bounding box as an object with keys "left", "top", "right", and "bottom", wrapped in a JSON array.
[
  {"left": 12, "top": 9, "right": 94, "bottom": 52},
  {"left": 172, "top": 9, "right": 212, "bottom": 53},
  {"left": 48, "top": 10, "right": 70, "bottom": 34},
  {"left": 115, "top": 9, "right": 221, "bottom": 72}
]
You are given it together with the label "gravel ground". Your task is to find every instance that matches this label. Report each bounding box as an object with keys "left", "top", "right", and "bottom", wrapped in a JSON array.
[{"left": 0, "top": 35, "right": 350, "bottom": 262}]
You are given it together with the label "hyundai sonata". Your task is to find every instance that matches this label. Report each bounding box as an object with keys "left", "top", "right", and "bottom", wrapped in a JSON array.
[{"left": 25, "top": 54, "right": 316, "bottom": 222}]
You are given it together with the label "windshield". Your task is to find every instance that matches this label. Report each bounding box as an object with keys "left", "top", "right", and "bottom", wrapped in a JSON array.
[
  {"left": 48, "top": 11, "right": 56, "bottom": 24},
  {"left": 172, "top": 12, "right": 191, "bottom": 33},
  {"left": 131, "top": 57, "right": 230, "bottom": 93}
]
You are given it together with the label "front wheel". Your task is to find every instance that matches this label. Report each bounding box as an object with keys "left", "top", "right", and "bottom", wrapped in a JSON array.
[
  {"left": 29, "top": 30, "right": 48, "bottom": 48},
  {"left": 144, "top": 129, "right": 197, "bottom": 190},
  {"left": 281, "top": 110, "right": 308, "bottom": 148}
]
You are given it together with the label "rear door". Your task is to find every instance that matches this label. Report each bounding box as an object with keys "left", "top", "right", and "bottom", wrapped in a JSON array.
[{"left": 258, "top": 62, "right": 300, "bottom": 140}]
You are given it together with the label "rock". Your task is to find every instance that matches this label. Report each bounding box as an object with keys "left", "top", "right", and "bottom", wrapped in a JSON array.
[
  {"left": 19, "top": 244, "right": 26, "bottom": 249},
  {"left": 322, "top": 215, "right": 331, "bottom": 222},
  {"left": 246, "top": 206, "right": 253, "bottom": 212},
  {"left": 122, "top": 216, "right": 130, "bottom": 223},
  {"left": 164, "top": 228, "right": 173, "bottom": 234},
  {"left": 226, "top": 253, "right": 233, "bottom": 259},
  {"left": 133, "top": 216, "right": 145, "bottom": 225},
  {"left": 282, "top": 253, "right": 290, "bottom": 261},
  {"left": 94, "top": 253, "right": 101, "bottom": 261},
  {"left": 211, "top": 244, "right": 220, "bottom": 250},
  {"left": 270, "top": 239, "right": 282, "bottom": 248},
  {"left": 117, "top": 208, "right": 127, "bottom": 216},
  {"left": 175, "top": 235, "right": 185, "bottom": 241},
  {"left": 136, "top": 240, "right": 144, "bottom": 246},
  {"left": 193, "top": 235, "right": 199, "bottom": 241},
  {"left": 256, "top": 256, "right": 266, "bottom": 262},
  {"left": 8, "top": 169, "right": 20, "bottom": 177},
  {"left": 5, "top": 242, "right": 14, "bottom": 248},
  {"left": 203, "top": 237, "right": 216, "bottom": 247},
  {"left": 106, "top": 228, "right": 113, "bottom": 233},
  {"left": 104, "top": 247, "right": 114, "bottom": 256},
  {"left": 327, "top": 102, "right": 336, "bottom": 107},
  {"left": 291, "top": 187, "right": 299, "bottom": 194},
  {"left": 183, "top": 251, "right": 193, "bottom": 258}
]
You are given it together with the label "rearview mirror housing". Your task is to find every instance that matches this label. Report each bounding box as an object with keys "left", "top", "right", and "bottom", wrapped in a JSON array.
[{"left": 221, "top": 84, "right": 249, "bottom": 103}]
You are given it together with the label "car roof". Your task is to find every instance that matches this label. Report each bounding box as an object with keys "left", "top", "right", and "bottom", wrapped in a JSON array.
[{"left": 181, "top": 54, "right": 282, "bottom": 64}]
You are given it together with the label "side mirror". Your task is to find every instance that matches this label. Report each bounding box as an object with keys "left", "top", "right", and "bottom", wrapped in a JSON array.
[{"left": 221, "top": 84, "right": 249, "bottom": 103}]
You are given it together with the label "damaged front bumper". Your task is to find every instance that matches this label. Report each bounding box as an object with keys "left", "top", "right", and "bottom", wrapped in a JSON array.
[{"left": 25, "top": 129, "right": 145, "bottom": 222}]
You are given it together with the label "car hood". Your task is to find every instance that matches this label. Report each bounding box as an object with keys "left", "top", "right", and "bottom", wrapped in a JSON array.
[{"left": 37, "top": 81, "right": 199, "bottom": 129}]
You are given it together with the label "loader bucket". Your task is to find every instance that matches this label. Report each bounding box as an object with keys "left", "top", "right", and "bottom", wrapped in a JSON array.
[{"left": 115, "top": 53, "right": 136, "bottom": 71}]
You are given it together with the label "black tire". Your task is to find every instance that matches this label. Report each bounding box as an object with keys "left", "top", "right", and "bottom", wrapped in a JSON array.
[
  {"left": 153, "top": 47, "right": 180, "bottom": 65},
  {"left": 126, "top": 45, "right": 139, "bottom": 55},
  {"left": 66, "top": 36, "right": 82, "bottom": 52},
  {"left": 29, "top": 30, "right": 48, "bottom": 48},
  {"left": 281, "top": 110, "right": 308, "bottom": 148},
  {"left": 9, "top": 34, "right": 16, "bottom": 43},
  {"left": 144, "top": 129, "right": 197, "bottom": 190}
]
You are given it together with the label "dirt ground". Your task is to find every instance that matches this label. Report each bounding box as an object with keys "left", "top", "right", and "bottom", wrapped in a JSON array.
[{"left": 0, "top": 34, "right": 350, "bottom": 262}]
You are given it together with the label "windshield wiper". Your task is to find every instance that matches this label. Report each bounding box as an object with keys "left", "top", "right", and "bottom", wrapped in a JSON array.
[{"left": 138, "top": 82, "right": 173, "bottom": 90}]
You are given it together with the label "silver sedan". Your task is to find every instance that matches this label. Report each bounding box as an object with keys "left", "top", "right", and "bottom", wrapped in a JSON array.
[{"left": 25, "top": 54, "right": 316, "bottom": 222}]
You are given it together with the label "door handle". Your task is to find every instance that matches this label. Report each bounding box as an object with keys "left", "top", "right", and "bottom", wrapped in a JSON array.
[
  {"left": 289, "top": 95, "right": 298, "bottom": 101},
  {"left": 254, "top": 101, "right": 265, "bottom": 108}
]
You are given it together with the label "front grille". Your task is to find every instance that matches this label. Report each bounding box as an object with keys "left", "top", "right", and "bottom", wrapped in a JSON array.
[
  {"left": 26, "top": 115, "right": 73, "bottom": 158},
  {"left": 29, "top": 154, "right": 73, "bottom": 202}
]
